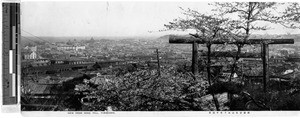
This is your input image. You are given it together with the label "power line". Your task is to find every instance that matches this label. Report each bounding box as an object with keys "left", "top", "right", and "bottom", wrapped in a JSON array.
[
  {"left": 21, "top": 29, "right": 52, "bottom": 44},
  {"left": 21, "top": 36, "right": 36, "bottom": 43}
]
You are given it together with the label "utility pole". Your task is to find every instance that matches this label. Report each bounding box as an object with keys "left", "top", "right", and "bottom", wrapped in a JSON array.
[
  {"left": 261, "top": 43, "right": 269, "bottom": 93},
  {"left": 192, "top": 41, "right": 199, "bottom": 75},
  {"left": 156, "top": 49, "right": 161, "bottom": 77}
]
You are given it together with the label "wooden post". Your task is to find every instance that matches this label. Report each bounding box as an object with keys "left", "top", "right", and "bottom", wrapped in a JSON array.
[
  {"left": 207, "top": 44, "right": 212, "bottom": 85},
  {"left": 242, "top": 62, "right": 244, "bottom": 85},
  {"left": 192, "top": 42, "right": 199, "bottom": 75},
  {"left": 207, "top": 44, "right": 220, "bottom": 111},
  {"left": 261, "top": 43, "right": 269, "bottom": 92},
  {"left": 156, "top": 49, "right": 161, "bottom": 77}
]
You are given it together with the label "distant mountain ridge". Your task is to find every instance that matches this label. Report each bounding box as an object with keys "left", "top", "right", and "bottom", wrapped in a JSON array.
[
  {"left": 156, "top": 34, "right": 300, "bottom": 42},
  {"left": 250, "top": 34, "right": 300, "bottom": 42}
]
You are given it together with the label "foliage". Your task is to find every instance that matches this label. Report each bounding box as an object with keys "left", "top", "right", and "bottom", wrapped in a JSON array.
[
  {"left": 244, "top": 80, "right": 300, "bottom": 110},
  {"left": 83, "top": 66, "right": 211, "bottom": 111},
  {"left": 114, "top": 64, "right": 138, "bottom": 76},
  {"left": 279, "top": 2, "right": 300, "bottom": 28},
  {"left": 207, "top": 81, "right": 244, "bottom": 95},
  {"left": 164, "top": 7, "right": 232, "bottom": 42},
  {"left": 174, "top": 61, "right": 192, "bottom": 73},
  {"left": 212, "top": 2, "right": 279, "bottom": 34}
]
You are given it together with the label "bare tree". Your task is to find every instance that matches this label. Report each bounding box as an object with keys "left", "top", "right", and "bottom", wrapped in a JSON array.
[
  {"left": 280, "top": 2, "right": 300, "bottom": 28},
  {"left": 164, "top": 7, "right": 235, "bottom": 111},
  {"left": 165, "top": 2, "right": 287, "bottom": 110},
  {"left": 211, "top": 2, "right": 279, "bottom": 82}
]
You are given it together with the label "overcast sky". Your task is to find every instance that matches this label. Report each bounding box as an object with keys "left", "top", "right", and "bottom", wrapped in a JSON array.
[{"left": 21, "top": 1, "right": 300, "bottom": 37}]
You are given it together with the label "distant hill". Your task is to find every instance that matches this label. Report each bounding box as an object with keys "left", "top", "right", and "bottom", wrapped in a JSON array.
[
  {"left": 157, "top": 34, "right": 300, "bottom": 43},
  {"left": 250, "top": 34, "right": 300, "bottom": 42},
  {"left": 20, "top": 34, "right": 300, "bottom": 46},
  {"left": 156, "top": 35, "right": 170, "bottom": 43}
]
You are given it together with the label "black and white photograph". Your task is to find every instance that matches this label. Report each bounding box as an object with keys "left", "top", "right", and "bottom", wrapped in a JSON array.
[{"left": 19, "top": 1, "right": 300, "bottom": 112}]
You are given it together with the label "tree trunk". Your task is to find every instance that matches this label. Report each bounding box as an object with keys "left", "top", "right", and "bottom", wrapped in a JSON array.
[
  {"left": 207, "top": 44, "right": 220, "bottom": 111},
  {"left": 228, "top": 44, "right": 242, "bottom": 110}
]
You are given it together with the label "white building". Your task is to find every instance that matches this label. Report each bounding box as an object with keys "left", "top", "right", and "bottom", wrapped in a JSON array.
[
  {"left": 23, "top": 51, "right": 37, "bottom": 60},
  {"left": 57, "top": 45, "right": 85, "bottom": 51}
]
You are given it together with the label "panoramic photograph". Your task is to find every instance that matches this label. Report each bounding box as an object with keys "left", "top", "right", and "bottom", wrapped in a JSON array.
[{"left": 20, "top": 1, "right": 300, "bottom": 111}]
